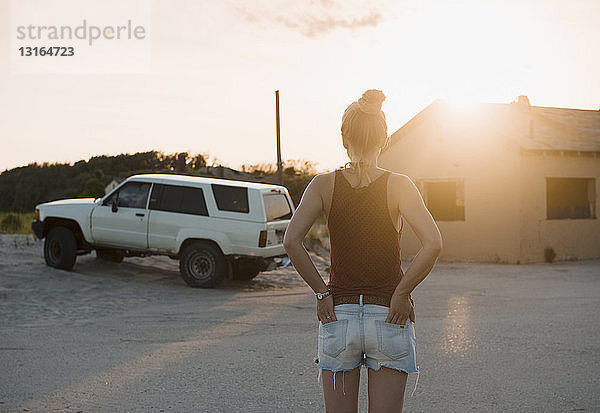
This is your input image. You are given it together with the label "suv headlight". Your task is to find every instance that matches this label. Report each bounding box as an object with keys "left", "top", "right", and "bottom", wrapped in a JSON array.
[{"left": 35, "top": 208, "right": 40, "bottom": 221}]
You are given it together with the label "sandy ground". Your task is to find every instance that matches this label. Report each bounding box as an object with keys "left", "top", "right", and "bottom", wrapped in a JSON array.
[{"left": 0, "top": 233, "right": 599, "bottom": 412}]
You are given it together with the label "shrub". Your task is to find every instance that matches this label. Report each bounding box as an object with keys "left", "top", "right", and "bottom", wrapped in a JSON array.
[
  {"left": 79, "top": 177, "right": 106, "bottom": 197},
  {"left": 1, "top": 213, "right": 23, "bottom": 233},
  {"left": 544, "top": 246, "right": 556, "bottom": 263}
]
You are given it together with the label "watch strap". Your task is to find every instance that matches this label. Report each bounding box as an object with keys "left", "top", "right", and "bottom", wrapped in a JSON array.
[{"left": 316, "top": 289, "right": 332, "bottom": 299}]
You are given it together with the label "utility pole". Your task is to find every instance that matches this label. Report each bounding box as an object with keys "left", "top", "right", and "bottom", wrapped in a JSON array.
[{"left": 275, "top": 90, "right": 283, "bottom": 185}]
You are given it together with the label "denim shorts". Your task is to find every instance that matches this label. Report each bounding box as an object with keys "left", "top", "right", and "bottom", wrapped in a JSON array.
[{"left": 314, "top": 296, "right": 419, "bottom": 378}]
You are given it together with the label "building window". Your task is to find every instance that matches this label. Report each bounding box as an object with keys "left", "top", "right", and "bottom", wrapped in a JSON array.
[
  {"left": 546, "top": 177, "right": 596, "bottom": 219},
  {"left": 421, "top": 180, "right": 465, "bottom": 221}
]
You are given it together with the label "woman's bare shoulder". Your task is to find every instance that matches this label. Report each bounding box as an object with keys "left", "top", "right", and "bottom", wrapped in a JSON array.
[
  {"left": 313, "top": 171, "right": 336, "bottom": 185},
  {"left": 388, "top": 171, "right": 413, "bottom": 187},
  {"left": 305, "top": 171, "right": 336, "bottom": 197},
  {"left": 388, "top": 172, "right": 420, "bottom": 203}
]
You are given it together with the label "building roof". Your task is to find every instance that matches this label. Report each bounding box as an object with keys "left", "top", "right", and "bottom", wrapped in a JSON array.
[
  {"left": 514, "top": 104, "right": 600, "bottom": 151},
  {"left": 384, "top": 97, "right": 600, "bottom": 153}
]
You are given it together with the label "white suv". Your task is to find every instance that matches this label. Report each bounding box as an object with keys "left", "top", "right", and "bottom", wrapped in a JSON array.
[{"left": 31, "top": 173, "right": 293, "bottom": 287}]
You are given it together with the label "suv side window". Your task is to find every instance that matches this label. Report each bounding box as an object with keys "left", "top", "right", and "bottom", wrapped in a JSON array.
[
  {"left": 263, "top": 193, "right": 292, "bottom": 221},
  {"left": 103, "top": 182, "right": 151, "bottom": 209},
  {"left": 149, "top": 184, "right": 209, "bottom": 216},
  {"left": 211, "top": 184, "right": 249, "bottom": 213}
]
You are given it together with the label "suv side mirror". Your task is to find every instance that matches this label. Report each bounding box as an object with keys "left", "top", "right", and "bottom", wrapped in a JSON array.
[{"left": 111, "top": 197, "right": 118, "bottom": 213}]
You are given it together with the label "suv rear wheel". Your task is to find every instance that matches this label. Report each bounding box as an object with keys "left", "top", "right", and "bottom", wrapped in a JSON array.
[
  {"left": 44, "top": 226, "right": 77, "bottom": 270},
  {"left": 179, "top": 241, "right": 226, "bottom": 288}
]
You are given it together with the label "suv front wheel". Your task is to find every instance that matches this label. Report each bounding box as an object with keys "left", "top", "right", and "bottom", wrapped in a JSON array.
[
  {"left": 44, "top": 226, "right": 77, "bottom": 270},
  {"left": 179, "top": 241, "right": 226, "bottom": 288}
]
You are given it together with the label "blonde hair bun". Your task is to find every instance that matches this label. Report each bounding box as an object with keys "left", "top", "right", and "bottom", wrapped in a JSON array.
[
  {"left": 340, "top": 89, "right": 388, "bottom": 184},
  {"left": 357, "top": 89, "right": 386, "bottom": 115}
]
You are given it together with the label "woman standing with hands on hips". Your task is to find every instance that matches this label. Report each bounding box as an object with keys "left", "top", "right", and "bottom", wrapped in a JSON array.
[{"left": 283, "top": 89, "right": 442, "bottom": 412}]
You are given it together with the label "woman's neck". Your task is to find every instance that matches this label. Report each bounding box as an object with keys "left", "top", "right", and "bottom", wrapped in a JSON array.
[{"left": 344, "top": 160, "right": 380, "bottom": 174}]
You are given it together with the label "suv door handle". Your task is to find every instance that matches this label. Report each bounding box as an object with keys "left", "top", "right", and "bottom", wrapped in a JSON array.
[{"left": 136, "top": 213, "right": 145, "bottom": 217}]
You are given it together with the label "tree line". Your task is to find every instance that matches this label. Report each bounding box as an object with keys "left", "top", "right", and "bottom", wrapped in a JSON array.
[{"left": 0, "top": 150, "right": 321, "bottom": 212}]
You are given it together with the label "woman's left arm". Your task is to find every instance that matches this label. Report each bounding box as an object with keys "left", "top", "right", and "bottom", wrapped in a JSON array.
[{"left": 283, "top": 174, "right": 336, "bottom": 323}]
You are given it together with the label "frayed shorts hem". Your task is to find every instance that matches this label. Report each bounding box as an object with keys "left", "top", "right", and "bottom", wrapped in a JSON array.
[
  {"left": 315, "top": 360, "right": 363, "bottom": 373},
  {"left": 314, "top": 356, "right": 419, "bottom": 375},
  {"left": 313, "top": 357, "right": 421, "bottom": 397},
  {"left": 368, "top": 363, "right": 419, "bottom": 374}
]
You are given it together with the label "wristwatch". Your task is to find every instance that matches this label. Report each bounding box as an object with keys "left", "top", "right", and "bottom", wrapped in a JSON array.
[{"left": 316, "top": 289, "right": 332, "bottom": 300}]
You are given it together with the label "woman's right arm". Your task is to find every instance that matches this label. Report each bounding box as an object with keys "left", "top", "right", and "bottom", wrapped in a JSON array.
[{"left": 386, "top": 174, "right": 443, "bottom": 324}]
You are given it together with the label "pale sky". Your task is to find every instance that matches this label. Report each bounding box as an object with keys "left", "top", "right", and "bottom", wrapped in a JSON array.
[{"left": 1, "top": 0, "right": 598, "bottom": 173}]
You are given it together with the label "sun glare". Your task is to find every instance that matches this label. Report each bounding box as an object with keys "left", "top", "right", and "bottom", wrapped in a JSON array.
[
  {"left": 391, "top": 1, "right": 534, "bottom": 108},
  {"left": 441, "top": 96, "right": 480, "bottom": 111}
]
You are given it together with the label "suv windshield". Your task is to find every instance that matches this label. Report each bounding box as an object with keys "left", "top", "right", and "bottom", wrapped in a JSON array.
[{"left": 263, "top": 193, "right": 292, "bottom": 221}]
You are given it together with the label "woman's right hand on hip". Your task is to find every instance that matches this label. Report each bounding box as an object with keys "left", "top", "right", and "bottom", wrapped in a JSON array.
[
  {"left": 317, "top": 295, "right": 337, "bottom": 324},
  {"left": 386, "top": 293, "right": 415, "bottom": 325}
]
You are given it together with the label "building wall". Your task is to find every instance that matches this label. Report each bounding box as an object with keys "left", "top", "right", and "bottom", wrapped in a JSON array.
[
  {"left": 379, "top": 103, "right": 522, "bottom": 263},
  {"left": 104, "top": 180, "right": 120, "bottom": 195},
  {"left": 519, "top": 150, "right": 600, "bottom": 262}
]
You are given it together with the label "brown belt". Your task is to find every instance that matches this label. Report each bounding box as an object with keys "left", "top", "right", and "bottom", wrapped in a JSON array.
[{"left": 333, "top": 294, "right": 391, "bottom": 307}]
